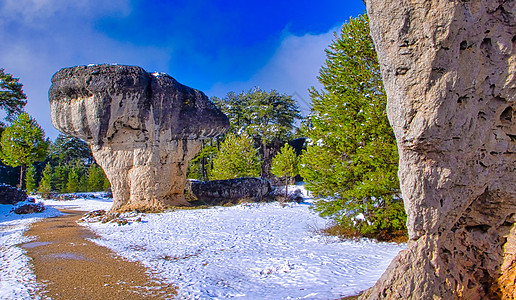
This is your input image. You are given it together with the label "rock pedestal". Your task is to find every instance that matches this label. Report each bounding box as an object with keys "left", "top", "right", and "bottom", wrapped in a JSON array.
[
  {"left": 364, "top": 1, "right": 516, "bottom": 299},
  {"left": 49, "top": 65, "right": 229, "bottom": 212}
]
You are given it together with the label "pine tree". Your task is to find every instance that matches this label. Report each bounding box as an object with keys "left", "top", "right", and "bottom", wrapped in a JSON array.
[
  {"left": 271, "top": 143, "right": 299, "bottom": 200},
  {"left": 210, "top": 133, "right": 261, "bottom": 180},
  {"left": 187, "top": 141, "right": 218, "bottom": 181},
  {"left": 102, "top": 173, "right": 111, "bottom": 192},
  {"left": 79, "top": 174, "right": 87, "bottom": 192},
  {"left": 25, "top": 164, "right": 36, "bottom": 194},
  {"left": 300, "top": 13, "right": 405, "bottom": 237},
  {"left": 49, "top": 134, "right": 93, "bottom": 166},
  {"left": 0, "top": 68, "right": 27, "bottom": 126},
  {"left": 87, "top": 164, "right": 105, "bottom": 192},
  {"left": 66, "top": 168, "right": 79, "bottom": 193},
  {"left": 212, "top": 88, "right": 301, "bottom": 177},
  {"left": 0, "top": 113, "right": 49, "bottom": 189},
  {"left": 38, "top": 163, "right": 52, "bottom": 198},
  {"left": 53, "top": 164, "right": 67, "bottom": 193}
]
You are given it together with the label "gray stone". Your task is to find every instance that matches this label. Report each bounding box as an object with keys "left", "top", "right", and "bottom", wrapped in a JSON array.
[
  {"left": 14, "top": 203, "right": 44, "bottom": 214},
  {"left": 188, "top": 177, "right": 272, "bottom": 205},
  {"left": 49, "top": 65, "right": 229, "bottom": 212},
  {"left": 0, "top": 184, "right": 27, "bottom": 205},
  {"left": 363, "top": 0, "right": 516, "bottom": 299}
]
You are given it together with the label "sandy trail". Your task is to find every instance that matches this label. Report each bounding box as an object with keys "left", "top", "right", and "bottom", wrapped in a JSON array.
[{"left": 21, "top": 209, "right": 176, "bottom": 300}]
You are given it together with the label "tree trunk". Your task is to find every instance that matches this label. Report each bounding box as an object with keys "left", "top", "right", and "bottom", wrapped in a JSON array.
[
  {"left": 284, "top": 176, "right": 288, "bottom": 202},
  {"left": 261, "top": 141, "right": 266, "bottom": 178},
  {"left": 19, "top": 164, "right": 25, "bottom": 190}
]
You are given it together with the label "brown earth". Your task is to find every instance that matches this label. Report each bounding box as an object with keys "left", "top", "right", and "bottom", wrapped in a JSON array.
[{"left": 21, "top": 209, "right": 177, "bottom": 299}]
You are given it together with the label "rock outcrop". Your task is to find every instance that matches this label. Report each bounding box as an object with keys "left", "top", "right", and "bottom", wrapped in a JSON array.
[
  {"left": 49, "top": 65, "right": 229, "bottom": 212},
  {"left": 363, "top": 1, "right": 516, "bottom": 299},
  {"left": 188, "top": 177, "right": 272, "bottom": 205},
  {"left": 14, "top": 203, "right": 44, "bottom": 214},
  {"left": 0, "top": 184, "right": 27, "bottom": 205}
]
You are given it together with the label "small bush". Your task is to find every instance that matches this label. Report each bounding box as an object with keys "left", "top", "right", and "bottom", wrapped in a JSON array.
[{"left": 318, "top": 222, "right": 408, "bottom": 243}]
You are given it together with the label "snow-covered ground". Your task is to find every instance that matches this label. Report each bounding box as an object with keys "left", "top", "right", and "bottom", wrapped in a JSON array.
[
  {"left": 0, "top": 187, "right": 406, "bottom": 300},
  {"left": 0, "top": 201, "right": 62, "bottom": 299}
]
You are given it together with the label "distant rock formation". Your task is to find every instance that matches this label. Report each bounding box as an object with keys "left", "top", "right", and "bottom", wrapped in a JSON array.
[
  {"left": 188, "top": 177, "right": 273, "bottom": 205},
  {"left": 363, "top": 1, "right": 516, "bottom": 299},
  {"left": 49, "top": 65, "right": 229, "bottom": 212}
]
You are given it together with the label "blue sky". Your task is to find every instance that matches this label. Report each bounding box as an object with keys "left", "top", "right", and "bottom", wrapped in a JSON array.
[{"left": 0, "top": 0, "right": 365, "bottom": 139}]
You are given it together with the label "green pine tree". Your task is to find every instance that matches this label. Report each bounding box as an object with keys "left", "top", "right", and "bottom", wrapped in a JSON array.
[
  {"left": 79, "top": 174, "right": 87, "bottom": 192},
  {"left": 53, "top": 164, "right": 67, "bottom": 193},
  {"left": 271, "top": 143, "right": 299, "bottom": 200},
  {"left": 102, "top": 173, "right": 111, "bottom": 192},
  {"left": 212, "top": 88, "right": 301, "bottom": 177},
  {"left": 66, "top": 168, "right": 79, "bottom": 193},
  {"left": 0, "top": 113, "right": 49, "bottom": 189},
  {"left": 300, "top": 13, "right": 405, "bottom": 238},
  {"left": 0, "top": 68, "right": 27, "bottom": 125},
  {"left": 25, "top": 164, "right": 36, "bottom": 194},
  {"left": 187, "top": 141, "right": 218, "bottom": 181},
  {"left": 87, "top": 164, "right": 105, "bottom": 192},
  {"left": 210, "top": 133, "right": 261, "bottom": 180},
  {"left": 38, "top": 163, "right": 53, "bottom": 198}
]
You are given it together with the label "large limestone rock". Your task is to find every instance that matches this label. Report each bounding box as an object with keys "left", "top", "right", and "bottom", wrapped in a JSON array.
[
  {"left": 49, "top": 65, "right": 229, "bottom": 212},
  {"left": 363, "top": 1, "right": 516, "bottom": 299}
]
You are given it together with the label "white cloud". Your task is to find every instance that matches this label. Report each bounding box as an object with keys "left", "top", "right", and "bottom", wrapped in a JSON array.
[
  {"left": 0, "top": 0, "right": 170, "bottom": 139},
  {"left": 207, "top": 27, "right": 339, "bottom": 117},
  {"left": 0, "top": 0, "right": 131, "bottom": 25}
]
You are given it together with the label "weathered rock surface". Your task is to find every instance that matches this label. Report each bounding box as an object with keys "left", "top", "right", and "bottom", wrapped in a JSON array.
[
  {"left": 188, "top": 177, "right": 272, "bottom": 205},
  {"left": 0, "top": 184, "right": 27, "bottom": 205},
  {"left": 14, "top": 203, "right": 44, "bottom": 214},
  {"left": 49, "top": 65, "right": 229, "bottom": 212},
  {"left": 363, "top": 1, "right": 516, "bottom": 299}
]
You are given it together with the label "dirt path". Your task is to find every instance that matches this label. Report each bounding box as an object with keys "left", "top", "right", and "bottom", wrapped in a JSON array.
[{"left": 22, "top": 210, "right": 176, "bottom": 300}]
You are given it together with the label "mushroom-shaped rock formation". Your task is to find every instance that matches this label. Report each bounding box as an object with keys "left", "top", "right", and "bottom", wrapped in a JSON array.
[
  {"left": 363, "top": 1, "right": 516, "bottom": 299},
  {"left": 49, "top": 65, "right": 229, "bottom": 212}
]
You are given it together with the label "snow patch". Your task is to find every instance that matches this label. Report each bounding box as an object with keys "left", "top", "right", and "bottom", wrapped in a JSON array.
[
  {"left": 1, "top": 191, "right": 406, "bottom": 299},
  {"left": 0, "top": 203, "right": 62, "bottom": 299},
  {"left": 83, "top": 201, "right": 405, "bottom": 299}
]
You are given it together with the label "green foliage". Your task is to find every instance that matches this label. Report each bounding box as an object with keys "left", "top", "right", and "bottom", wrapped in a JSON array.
[
  {"left": 66, "top": 168, "right": 80, "bottom": 193},
  {"left": 212, "top": 88, "right": 302, "bottom": 177},
  {"left": 49, "top": 134, "right": 93, "bottom": 166},
  {"left": 271, "top": 143, "right": 299, "bottom": 199},
  {"left": 52, "top": 164, "right": 67, "bottom": 193},
  {"left": 87, "top": 164, "right": 106, "bottom": 192},
  {"left": 0, "top": 113, "right": 49, "bottom": 188},
  {"left": 25, "top": 164, "right": 36, "bottom": 194},
  {"left": 271, "top": 143, "right": 299, "bottom": 182},
  {"left": 46, "top": 135, "right": 96, "bottom": 194},
  {"left": 210, "top": 133, "right": 261, "bottom": 180},
  {"left": 212, "top": 88, "right": 301, "bottom": 144},
  {"left": 102, "top": 174, "right": 111, "bottom": 192},
  {"left": 38, "top": 163, "right": 52, "bottom": 198},
  {"left": 0, "top": 68, "right": 27, "bottom": 125},
  {"left": 300, "top": 13, "right": 405, "bottom": 237},
  {"left": 79, "top": 174, "right": 87, "bottom": 192},
  {"left": 187, "top": 141, "right": 218, "bottom": 181}
]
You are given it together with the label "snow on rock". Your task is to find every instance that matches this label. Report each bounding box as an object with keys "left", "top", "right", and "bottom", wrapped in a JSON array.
[
  {"left": 0, "top": 203, "right": 62, "bottom": 300},
  {"left": 84, "top": 201, "right": 406, "bottom": 299}
]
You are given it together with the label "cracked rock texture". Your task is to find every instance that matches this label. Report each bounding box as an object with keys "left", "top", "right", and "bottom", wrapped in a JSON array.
[
  {"left": 363, "top": 1, "right": 516, "bottom": 299},
  {"left": 49, "top": 65, "right": 229, "bottom": 212}
]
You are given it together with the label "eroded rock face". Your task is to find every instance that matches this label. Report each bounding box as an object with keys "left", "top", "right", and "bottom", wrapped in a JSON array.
[
  {"left": 0, "top": 184, "right": 27, "bottom": 205},
  {"left": 363, "top": 1, "right": 516, "bottom": 299},
  {"left": 188, "top": 177, "right": 272, "bottom": 205},
  {"left": 49, "top": 65, "right": 229, "bottom": 212}
]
